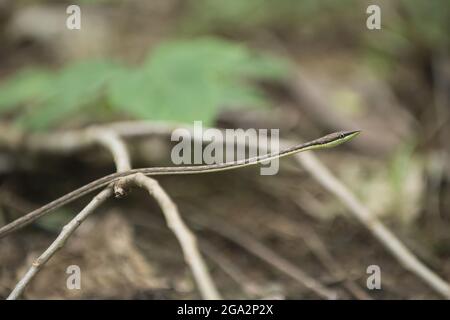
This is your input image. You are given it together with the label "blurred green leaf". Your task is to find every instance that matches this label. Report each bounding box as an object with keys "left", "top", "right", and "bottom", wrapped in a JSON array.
[
  {"left": 108, "top": 38, "right": 289, "bottom": 125},
  {"left": 0, "top": 38, "right": 289, "bottom": 130},
  {"left": 19, "top": 60, "right": 121, "bottom": 130},
  {"left": 0, "top": 69, "right": 53, "bottom": 114},
  {"left": 399, "top": 0, "right": 450, "bottom": 47}
]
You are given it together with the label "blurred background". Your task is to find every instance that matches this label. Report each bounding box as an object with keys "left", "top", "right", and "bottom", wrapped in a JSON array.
[{"left": 0, "top": 0, "right": 449, "bottom": 299}]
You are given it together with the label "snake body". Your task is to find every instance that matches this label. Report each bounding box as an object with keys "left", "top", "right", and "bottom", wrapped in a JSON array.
[{"left": 0, "top": 130, "right": 360, "bottom": 238}]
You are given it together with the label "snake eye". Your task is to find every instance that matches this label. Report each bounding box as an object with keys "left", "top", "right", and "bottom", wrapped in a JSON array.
[{"left": 339, "top": 133, "right": 345, "bottom": 139}]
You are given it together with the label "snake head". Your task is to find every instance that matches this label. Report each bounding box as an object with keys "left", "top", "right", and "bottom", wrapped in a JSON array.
[{"left": 315, "top": 130, "right": 361, "bottom": 148}]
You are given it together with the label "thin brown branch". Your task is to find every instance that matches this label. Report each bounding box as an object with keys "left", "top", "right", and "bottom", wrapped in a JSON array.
[
  {"left": 7, "top": 188, "right": 113, "bottom": 300},
  {"left": 7, "top": 128, "right": 131, "bottom": 299},
  {"left": 105, "top": 120, "right": 450, "bottom": 298},
  {"left": 189, "top": 214, "right": 337, "bottom": 299},
  {"left": 3, "top": 120, "right": 449, "bottom": 298},
  {"left": 295, "top": 151, "right": 450, "bottom": 298},
  {"left": 269, "top": 219, "right": 371, "bottom": 300},
  {"left": 89, "top": 128, "right": 132, "bottom": 172},
  {"left": 0, "top": 127, "right": 132, "bottom": 237},
  {"left": 7, "top": 127, "right": 220, "bottom": 300},
  {"left": 118, "top": 173, "right": 221, "bottom": 299},
  {"left": 200, "top": 241, "right": 266, "bottom": 298}
]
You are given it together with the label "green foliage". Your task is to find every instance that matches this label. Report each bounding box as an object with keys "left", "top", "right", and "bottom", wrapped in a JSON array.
[
  {"left": 108, "top": 38, "right": 288, "bottom": 124},
  {"left": 20, "top": 60, "right": 122, "bottom": 129},
  {"left": 0, "top": 38, "right": 289, "bottom": 130},
  {"left": 363, "top": 0, "right": 449, "bottom": 77},
  {"left": 0, "top": 68, "right": 53, "bottom": 114},
  {"left": 398, "top": 0, "right": 450, "bottom": 48}
]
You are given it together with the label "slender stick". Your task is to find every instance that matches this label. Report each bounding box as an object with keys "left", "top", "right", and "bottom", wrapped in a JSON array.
[
  {"left": 269, "top": 218, "right": 371, "bottom": 300},
  {"left": 106, "top": 120, "right": 450, "bottom": 298},
  {"left": 7, "top": 128, "right": 129, "bottom": 299},
  {"left": 3, "top": 121, "right": 449, "bottom": 298},
  {"left": 295, "top": 151, "right": 450, "bottom": 298},
  {"left": 7, "top": 188, "right": 113, "bottom": 300},
  {"left": 128, "top": 173, "right": 221, "bottom": 299},
  {"left": 90, "top": 128, "right": 132, "bottom": 172},
  {"left": 199, "top": 241, "right": 266, "bottom": 298},
  {"left": 189, "top": 214, "right": 337, "bottom": 299},
  {"left": 7, "top": 128, "right": 220, "bottom": 300}
]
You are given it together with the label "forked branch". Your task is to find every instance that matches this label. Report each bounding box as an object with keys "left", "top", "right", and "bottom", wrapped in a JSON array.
[
  {"left": 7, "top": 188, "right": 113, "bottom": 300},
  {"left": 7, "top": 127, "right": 220, "bottom": 300}
]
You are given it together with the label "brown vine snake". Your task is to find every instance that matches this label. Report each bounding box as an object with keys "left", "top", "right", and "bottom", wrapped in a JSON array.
[{"left": 0, "top": 130, "right": 360, "bottom": 238}]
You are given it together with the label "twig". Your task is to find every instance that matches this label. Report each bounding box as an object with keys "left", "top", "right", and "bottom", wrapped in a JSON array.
[
  {"left": 118, "top": 173, "right": 221, "bottom": 299},
  {"left": 295, "top": 151, "right": 450, "bottom": 298},
  {"left": 7, "top": 127, "right": 220, "bottom": 300},
  {"left": 188, "top": 214, "right": 338, "bottom": 299},
  {"left": 0, "top": 128, "right": 133, "bottom": 238},
  {"left": 0, "top": 128, "right": 355, "bottom": 238},
  {"left": 3, "top": 121, "right": 449, "bottom": 298},
  {"left": 89, "top": 128, "right": 132, "bottom": 172},
  {"left": 7, "top": 128, "right": 130, "bottom": 299},
  {"left": 105, "top": 120, "right": 450, "bottom": 298},
  {"left": 7, "top": 188, "right": 113, "bottom": 300},
  {"left": 200, "top": 241, "right": 265, "bottom": 298},
  {"left": 269, "top": 218, "right": 371, "bottom": 300}
]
